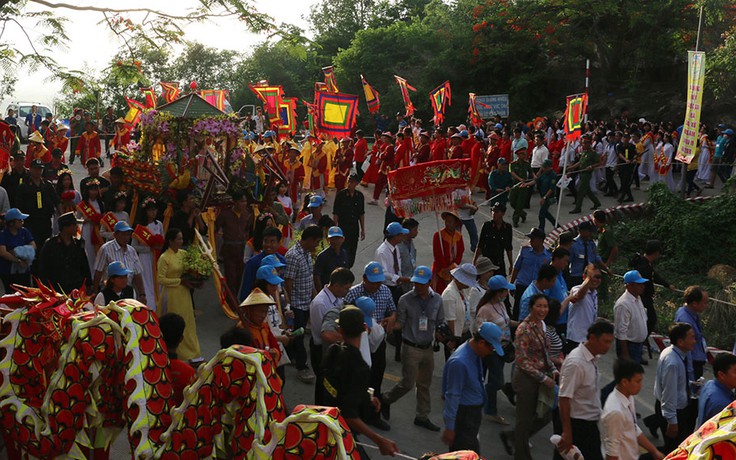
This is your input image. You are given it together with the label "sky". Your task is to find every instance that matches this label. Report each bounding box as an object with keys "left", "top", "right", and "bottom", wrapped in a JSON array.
[{"left": 3, "top": 0, "right": 315, "bottom": 110}]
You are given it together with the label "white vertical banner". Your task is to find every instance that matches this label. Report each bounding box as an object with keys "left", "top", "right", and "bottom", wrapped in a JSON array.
[{"left": 676, "top": 51, "right": 706, "bottom": 164}]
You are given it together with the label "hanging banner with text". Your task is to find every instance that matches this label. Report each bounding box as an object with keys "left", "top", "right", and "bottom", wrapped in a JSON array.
[{"left": 676, "top": 51, "right": 706, "bottom": 164}]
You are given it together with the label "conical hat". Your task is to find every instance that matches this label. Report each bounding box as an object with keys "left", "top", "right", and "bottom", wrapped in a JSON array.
[
  {"left": 28, "top": 131, "right": 44, "bottom": 143},
  {"left": 239, "top": 287, "right": 275, "bottom": 307}
]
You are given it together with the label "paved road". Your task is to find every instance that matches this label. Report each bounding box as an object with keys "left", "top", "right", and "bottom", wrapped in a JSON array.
[{"left": 51, "top": 160, "right": 709, "bottom": 458}]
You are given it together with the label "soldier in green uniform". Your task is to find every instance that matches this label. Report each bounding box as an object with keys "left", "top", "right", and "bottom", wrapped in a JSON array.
[
  {"left": 536, "top": 159, "right": 558, "bottom": 232},
  {"left": 509, "top": 148, "right": 534, "bottom": 227},
  {"left": 570, "top": 134, "right": 602, "bottom": 214}
]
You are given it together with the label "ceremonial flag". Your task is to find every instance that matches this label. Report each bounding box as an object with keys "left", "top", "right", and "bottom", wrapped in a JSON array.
[
  {"left": 159, "top": 82, "right": 180, "bottom": 103},
  {"left": 124, "top": 97, "right": 145, "bottom": 127},
  {"left": 429, "top": 81, "right": 452, "bottom": 125},
  {"left": 277, "top": 97, "right": 298, "bottom": 139},
  {"left": 563, "top": 93, "right": 588, "bottom": 141},
  {"left": 140, "top": 87, "right": 157, "bottom": 109},
  {"left": 249, "top": 83, "right": 284, "bottom": 124},
  {"left": 361, "top": 74, "right": 381, "bottom": 115},
  {"left": 322, "top": 66, "right": 339, "bottom": 93},
  {"left": 387, "top": 159, "right": 472, "bottom": 217},
  {"left": 314, "top": 82, "right": 329, "bottom": 93},
  {"left": 676, "top": 51, "right": 706, "bottom": 164},
  {"left": 468, "top": 93, "right": 487, "bottom": 127},
  {"left": 314, "top": 92, "right": 359, "bottom": 139},
  {"left": 200, "top": 89, "right": 229, "bottom": 112},
  {"left": 394, "top": 75, "right": 417, "bottom": 117}
]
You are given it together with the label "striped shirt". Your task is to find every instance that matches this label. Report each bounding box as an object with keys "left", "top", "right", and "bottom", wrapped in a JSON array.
[
  {"left": 284, "top": 242, "right": 315, "bottom": 311},
  {"left": 93, "top": 239, "right": 143, "bottom": 285},
  {"left": 344, "top": 283, "right": 396, "bottom": 323}
]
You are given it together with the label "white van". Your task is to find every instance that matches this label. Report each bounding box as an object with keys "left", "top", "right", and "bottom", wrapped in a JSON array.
[{"left": 3, "top": 102, "right": 53, "bottom": 142}]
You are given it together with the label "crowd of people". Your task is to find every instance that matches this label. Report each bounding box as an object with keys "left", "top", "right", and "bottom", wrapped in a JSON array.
[{"left": 1, "top": 105, "right": 736, "bottom": 459}]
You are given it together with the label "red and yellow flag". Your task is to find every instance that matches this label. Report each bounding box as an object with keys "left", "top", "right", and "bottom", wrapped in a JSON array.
[
  {"left": 249, "top": 83, "right": 284, "bottom": 125},
  {"left": 322, "top": 66, "right": 339, "bottom": 93},
  {"left": 394, "top": 75, "right": 417, "bottom": 117},
  {"left": 159, "top": 82, "right": 180, "bottom": 103},
  {"left": 200, "top": 89, "right": 229, "bottom": 112},
  {"left": 468, "top": 93, "right": 487, "bottom": 127},
  {"left": 277, "top": 97, "right": 298, "bottom": 139},
  {"left": 563, "top": 93, "right": 588, "bottom": 141},
  {"left": 429, "top": 81, "right": 452, "bottom": 125},
  {"left": 124, "top": 97, "right": 145, "bottom": 127},
  {"left": 361, "top": 74, "right": 381, "bottom": 115},
  {"left": 140, "top": 87, "right": 157, "bottom": 109}
]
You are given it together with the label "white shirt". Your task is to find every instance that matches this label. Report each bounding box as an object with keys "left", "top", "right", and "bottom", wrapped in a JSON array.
[
  {"left": 614, "top": 290, "right": 648, "bottom": 343},
  {"left": 558, "top": 343, "right": 601, "bottom": 421},
  {"left": 374, "top": 240, "right": 402, "bottom": 286},
  {"left": 309, "top": 287, "right": 342, "bottom": 345},
  {"left": 531, "top": 144, "right": 550, "bottom": 168},
  {"left": 442, "top": 280, "right": 474, "bottom": 336},
  {"left": 600, "top": 388, "right": 643, "bottom": 460},
  {"left": 566, "top": 286, "right": 598, "bottom": 343},
  {"left": 605, "top": 142, "right": 618, "bottom": 168}
]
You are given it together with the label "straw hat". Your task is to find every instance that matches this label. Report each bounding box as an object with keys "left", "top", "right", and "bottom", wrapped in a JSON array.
[
  {"left": 28, "top": 131, "right": 44, "bottom": 143},
  {"left": 239, "top": 287, "right": 275, "bottom": 307}
]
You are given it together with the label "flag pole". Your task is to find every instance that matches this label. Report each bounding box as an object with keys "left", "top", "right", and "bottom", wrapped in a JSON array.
[
  {"left": 555, "top": 141, "right": 571, "bottom": 226},
  {"left": 584, "top": 59, "right": 590, "bottom": 123}
]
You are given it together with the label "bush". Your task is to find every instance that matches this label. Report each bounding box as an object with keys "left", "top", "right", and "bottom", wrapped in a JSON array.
[{"left": 599, "top": 182, "right": 736, "bottom": 349}]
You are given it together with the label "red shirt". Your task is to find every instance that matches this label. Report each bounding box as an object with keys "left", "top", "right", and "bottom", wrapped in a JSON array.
[
  {"left": 449, "top": 144, "right": 464, "bottom": 159},
  {"left": 354, "top": 137, "right": 368, "bottom": 162},
  {"left": 168, "top": 358, "right": 196, "bottom": 406},
  {"left": 415, "top": 143, "right": 431, "bottom": 163},
  {"left": 461, "top": 138, "right": 475, "bottom": 158},
  {"left": 395, "top": 140, "right": 410, "bottom": 168},
  {"left": 430, "top": 138, "right": 448, "bottom": 161},
  {"left": 499, "top": 138, "right": 512, "bottom": 163}
]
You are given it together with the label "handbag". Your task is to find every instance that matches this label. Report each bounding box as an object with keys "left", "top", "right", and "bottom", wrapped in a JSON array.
[{"left": 500, "top": 339, "right": 515, "bottom": 363}]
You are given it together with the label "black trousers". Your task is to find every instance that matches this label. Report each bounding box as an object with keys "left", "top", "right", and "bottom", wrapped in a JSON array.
[
  {"left": 512, "top": 283, "right": 528, "bottom": 321},
  {"left": 286, "top": 308, "right": 309, "bottom": 370},
  {"left": 450, "top": 404, "right": 482, "bottom": 454},
  {"left": 370, "top": 340, "right": 387, "bottom": 397},
  {"left": 605, "top": 167, "right": 618, "bottom": 195},
  {"left": 618, "top": 163, "right": 635, "bottom": 201},
  {"left": 655, "top": 399, "right": 697, "bottom": 454},
  {"left": 570, "top": 418, "right": 604, "bottom": 460},
  {"left": 310, "top": 339, "right": 324, "bottom": 404},
  {"left": 342, "top": 225, "right": 360, "bottom": 268}
]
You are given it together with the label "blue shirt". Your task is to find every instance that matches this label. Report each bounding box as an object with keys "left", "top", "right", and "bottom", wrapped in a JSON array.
[
  {"left": 0, "top": 227, "right": 34, "bottom": 275},
  {"left": 442, "top": 341, "right": 485, "bottom": 430},
  {"left": 697, "top": 379, "right": 735, "bottom": 427},
  {"left": 674, "top": 306, "right": 707, "bottom": 363},
  {"left": 569, "top": 237, "right": 602, "bottom": 277},
  {"left": 238, "top": 251, "right": 287, "bottom": 301},
  {"left": 654, "top": 345, "right": 690, "bottom": 424},
  {"left": 519, "top": 282, "right": 548, "bottom": 320},
  {"left": 513, "top": 246, "right": 551, "bottom": 286},
  {"left": 548, "top": 271, "right": 569, "bottom": 325}
]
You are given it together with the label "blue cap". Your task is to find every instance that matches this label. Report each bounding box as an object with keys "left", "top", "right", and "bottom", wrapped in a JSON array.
[
  {"left": 113, "top": 221, "right": 133, "bottom": 232},
  {"left": 487, "top": 275, "right": 515, "bottom": 291},
  {"left": 623, "top": 270, "right": 649, "bottom": 284},
  {"left": 478, "top": 322, "right": 504, "bottom": 356},
  {"left": 410, "top": 266, "right": 432, "bottom": 284},
  {"left": 354, "top": 296, "right": 376, "bottom": 328},
  {"left": 385, "top": 221, "right": 409, "bottom": 237},
  {"left": 261, "top": 254, "right": 286, "bottom": 268},
  {"left": 263, "top": 130, "right": 275, "bottom": 138},
  {"left": 494, "top": 123, "right": 503, "bottom": 130},
  {"left": 459, "top": 130, "right": 469, "bottom": 138},
  {"left": 363, "top": 261, "right": 385, "bottom": 283},
  {"left": 327, "top": 226, "right": 344, "bottom": 238},
  {"left": 256, "top": 265, "right": 284, "bottom": 285},
  {"left": 107, "top": 261, "right": 132, "bottom": 277},
  {"left": 5, "top": 208, "right": 29, "bottom": 222},
  {"left": 307, "top": 195, "right": 324, "bottom": 208},
  {"left": 724, "top": 129, "right": 734, "bottom": 136}
]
